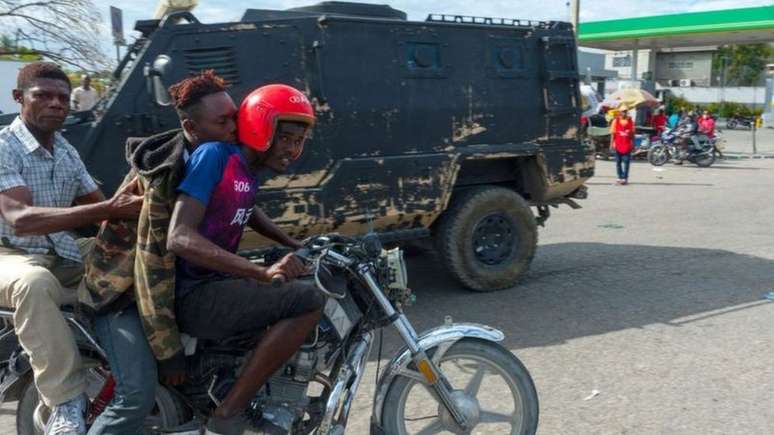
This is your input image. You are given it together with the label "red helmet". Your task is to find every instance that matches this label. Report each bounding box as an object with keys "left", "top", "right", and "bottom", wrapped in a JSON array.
[{"left": 238, "top": 84, "right": 315, "bottom": 156}]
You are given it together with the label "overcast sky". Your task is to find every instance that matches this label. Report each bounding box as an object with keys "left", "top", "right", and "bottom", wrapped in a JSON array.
[{"left": 92, "top": 0, "right": 773, "bottom": 56}]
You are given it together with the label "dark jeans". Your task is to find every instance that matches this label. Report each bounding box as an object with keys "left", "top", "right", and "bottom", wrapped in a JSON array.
[
  {"left": 615, "top": 151, "right": 631, "bottom": 180},
  {"left": 175, "top": 278, "right": 324, "bottom": 340},
  {"left": 89, "top": 306, "right": 157, "bottom": 435}
]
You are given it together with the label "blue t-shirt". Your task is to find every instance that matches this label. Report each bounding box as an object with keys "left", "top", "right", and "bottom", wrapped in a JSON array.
[
  {"left": 175, "top": 142, "right": 259, "bottom": 293},
  {"left": 668, "top": 114, "right": 680, "bottom": 129}
]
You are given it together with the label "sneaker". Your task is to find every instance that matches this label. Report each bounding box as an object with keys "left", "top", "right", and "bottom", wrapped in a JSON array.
[
  {"left": 45, "top": 395, "right": 86, "bottom": 435},
  {"left": 205, "top": 414, "right": 286, "bottom": 435}
]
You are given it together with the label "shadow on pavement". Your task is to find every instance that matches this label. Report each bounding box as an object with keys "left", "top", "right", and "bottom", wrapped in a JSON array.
[
  {"left": 586, "top": 181, "right": 714, "bottom": 187},
  {"left": 707, "top": 164, "right": 765, "bottom": 171},
  {"left": 376, "top": 243, "right": 774, "bottom": 357}
]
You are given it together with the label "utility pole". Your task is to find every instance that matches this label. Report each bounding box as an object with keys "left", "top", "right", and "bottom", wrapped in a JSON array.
[
  {"left": 752, "top": 85, "right": 758, "bottom": 154},
  {"left": 570, "top": 0, "right": 580, "bottom": 38},
  {"left": 719, "top": 56, "right": 728, "bottom": 103}
]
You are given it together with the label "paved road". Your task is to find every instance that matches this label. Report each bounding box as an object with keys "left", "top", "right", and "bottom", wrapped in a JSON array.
[
  {"left": 4, "top": 156, "right": 774, "bottom": 434},
  {"left": 719, "top": 126, "right": 774, "bottom": 155},
  {"left": 342, "top": 156, "right": 774, "bottom": 434}
]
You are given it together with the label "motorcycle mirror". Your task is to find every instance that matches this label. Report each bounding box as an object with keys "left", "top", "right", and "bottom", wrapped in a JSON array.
[{"left": 144, "top": 55, "right": 173, "bottom": 107}]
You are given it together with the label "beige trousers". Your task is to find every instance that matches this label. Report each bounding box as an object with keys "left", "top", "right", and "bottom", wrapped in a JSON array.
[{"left": 0, "top": 239, "right": 92, "bottom": 407}]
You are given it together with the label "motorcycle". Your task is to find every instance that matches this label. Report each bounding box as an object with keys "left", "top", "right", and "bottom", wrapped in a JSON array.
[
  {"left": 631, "top": 132, "right": 659, "bottom": 159},
  {"left": 726, "top": 115, "right": 754, "bottom": 130},
  {"left": 647, "top": 128, "right": 717, "bottom": 168},
  {"left": 581, "top": 113, "right": 612, "bottom": 160},
  {"left": 1, "top": 233, "right": 539, "bottom": 434}
]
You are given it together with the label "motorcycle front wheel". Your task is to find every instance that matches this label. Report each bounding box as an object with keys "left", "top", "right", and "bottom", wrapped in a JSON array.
[
  {"left": 380, "top": 338, "right": 539, "bottom": 435},
  {"left": 647, "top": 144, "right": 670, "bottom": 166}
]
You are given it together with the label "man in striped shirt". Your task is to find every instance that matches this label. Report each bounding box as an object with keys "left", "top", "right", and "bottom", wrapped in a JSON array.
[{"left": 0, "top": 62, "right": 142, "bottom": 435}]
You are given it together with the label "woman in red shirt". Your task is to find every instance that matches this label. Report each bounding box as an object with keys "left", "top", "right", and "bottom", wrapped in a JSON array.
[
  {"left": 699, "top": 110, "right": 716, "bottom": 139},
  {"left": 651, "top": 108, "right": 667, "bottom": 135},
  {"left": 610, "top": 107, "right": 635, "bottom": 185}
]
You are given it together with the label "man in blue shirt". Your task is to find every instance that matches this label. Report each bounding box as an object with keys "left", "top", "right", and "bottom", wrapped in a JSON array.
[
  {"left": 167, "top": 84, "right": 323, "bottom": 434},
  {"left": 668, "top": 110, "right": 682, "bottom": 129}
]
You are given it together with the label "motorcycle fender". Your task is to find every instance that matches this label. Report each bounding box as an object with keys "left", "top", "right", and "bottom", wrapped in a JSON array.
[
  {"left": 0, "top": 350, "right": 31, "bottom": 403},
  {"left": 370, "top": 323, "right": 504, "bottom": 430}
]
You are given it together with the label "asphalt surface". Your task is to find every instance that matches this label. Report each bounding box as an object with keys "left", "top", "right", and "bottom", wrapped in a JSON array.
[
  {"left": 3, "top": 145, "right": 774, "bottom": 434},
  {"left": 345, "top": 155, "right": 774, "bottom": 435},
  {"left": 718, "top": 126, "right": 774, "bottom": 155}
]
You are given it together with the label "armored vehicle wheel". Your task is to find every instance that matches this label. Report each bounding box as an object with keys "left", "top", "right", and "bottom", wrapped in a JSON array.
[{"left": 435, "top": 186, "right": 537, "bottom": 291}]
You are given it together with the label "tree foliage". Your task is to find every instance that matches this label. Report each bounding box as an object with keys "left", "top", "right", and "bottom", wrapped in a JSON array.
[
  {"left": 713, "top": 44, "right": 774, "bottom": 86},
  {"left": 0, "top": 0, "right": 109, "bottom": 71}
]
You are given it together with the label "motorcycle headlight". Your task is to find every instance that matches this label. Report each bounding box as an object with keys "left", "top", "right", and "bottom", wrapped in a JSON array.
[{"left": 382, "top": 247, "right": 408, "bottom": 290}]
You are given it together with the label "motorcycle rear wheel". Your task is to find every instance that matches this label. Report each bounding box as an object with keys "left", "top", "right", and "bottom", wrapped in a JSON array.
[
  {"left": 16, "top": 372, "right": 188, "bottom": 435},
  {"left": 380, "top": 338, "right": 538, "bottom": 435},
  {"left": 647, "top": 145, "right": 669, "bottom": 166},
  {"left": 693, "top": 152, "right": 715, "bottom": 168}
]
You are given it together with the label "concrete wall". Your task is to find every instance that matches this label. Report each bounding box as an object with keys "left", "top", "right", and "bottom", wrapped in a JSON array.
[
  {"left": 665, "top": 86, "right": 767, "bottom": 106},
  {"left": 0, "top": 60, "right": 30, "bottom": 115}
]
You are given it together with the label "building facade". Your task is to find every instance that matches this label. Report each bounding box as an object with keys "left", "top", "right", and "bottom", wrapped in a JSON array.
[{"left": 604, "top": 47, "right": 715, "bottom": 87}]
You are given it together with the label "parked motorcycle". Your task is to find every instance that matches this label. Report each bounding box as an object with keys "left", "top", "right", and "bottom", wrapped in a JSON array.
[
  {"left": 581, "top": 113, "right": 612, "bottom": 160},
  {"left": 726, "top": 115, "right": 754, "bottom": 130},
  {"left": 647, "top": 128, "right": 717, "bottom": 168},
  {"left": 631, "top": 132, "right": 658, "bottom": 159},
  {"left": 2, "top": 233, "right": 539, "bottom": 434}
]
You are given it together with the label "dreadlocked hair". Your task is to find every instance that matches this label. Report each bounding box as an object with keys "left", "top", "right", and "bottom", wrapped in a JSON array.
[
  {"left": 17, "top": 62, "right": 71, "bottom": 90},
  {"left": 167, "top": 70, "right": 226, "bottom": 117}
]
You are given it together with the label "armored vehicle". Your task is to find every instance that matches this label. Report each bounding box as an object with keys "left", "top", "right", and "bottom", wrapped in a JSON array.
[{"left": 1, "top": 2, "right": 593, "bottom": 291}]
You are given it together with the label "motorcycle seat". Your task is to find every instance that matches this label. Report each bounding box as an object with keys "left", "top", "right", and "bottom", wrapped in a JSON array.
[
  {"left": 180, "top": 329, "right": 268, "bottom": 356},
  {"left": 0, "top": 304, "right": 76, "bottom": 314}
]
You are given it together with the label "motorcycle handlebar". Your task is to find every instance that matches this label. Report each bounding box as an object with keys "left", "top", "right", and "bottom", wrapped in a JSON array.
[{"left": 271, "top": 274, "right": 287, "bottom": 287}]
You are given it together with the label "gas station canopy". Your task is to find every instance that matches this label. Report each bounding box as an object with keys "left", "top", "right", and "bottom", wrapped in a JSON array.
[{"left": 578, "top": 5, "right": 774, "bottom": 50}]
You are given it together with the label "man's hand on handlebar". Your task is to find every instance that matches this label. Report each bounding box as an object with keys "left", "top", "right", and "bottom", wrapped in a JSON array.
[{"left": 264, "top": 253, "right": 306, "bottom": 284}]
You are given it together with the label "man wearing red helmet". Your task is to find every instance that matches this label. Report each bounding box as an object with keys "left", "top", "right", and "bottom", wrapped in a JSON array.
[{"left": 166, "top": 84, "right": 323, "bottom": 434}]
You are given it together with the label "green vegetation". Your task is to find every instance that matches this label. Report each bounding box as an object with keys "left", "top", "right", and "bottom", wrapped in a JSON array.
[
  {"left": 705, "top": 102, "right": 763, "bottom": 118},
  {"left": 666, "top": 95, "right": 762, "bottom": 117},
  {"left": 0, "top": 34, "right": 42, "bottom": 61},
  {"left": 713, "top": 44, "right": 774, "bottom": 86}
]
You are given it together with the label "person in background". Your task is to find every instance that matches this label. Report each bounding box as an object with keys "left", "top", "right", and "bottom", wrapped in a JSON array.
[
  {"left": 70, "top": 75, "right": 98, "bottom": 111},
  {"left": 698, "top": 110, "right": 716, "bottom": 139},
  {"left": 640, "top": 107, "right": 652, "bottom": 127},
  {"left": 651, "top": 108, "right": 668, "bottom": 136},
  {"left": 609, "top": 105, "right": 635, "bottom": 185},
  {"left": 668, "top": 110, "right": 682, "bottom": 129}
]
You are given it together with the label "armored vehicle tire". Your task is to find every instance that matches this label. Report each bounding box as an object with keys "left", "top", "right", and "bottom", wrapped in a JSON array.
[{"left": 435, "top": 186, "right": 537, "bottom": 292}]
